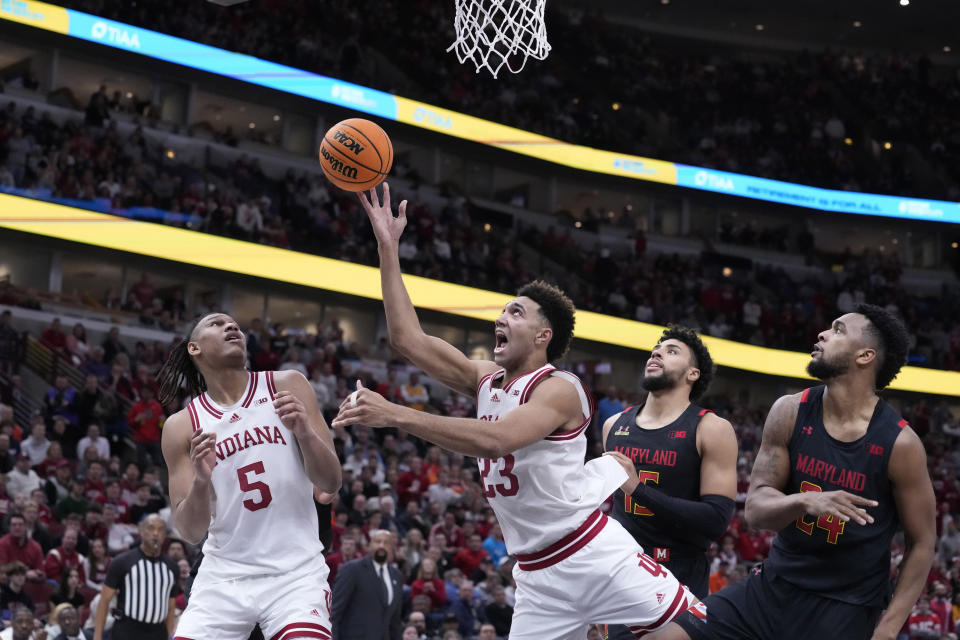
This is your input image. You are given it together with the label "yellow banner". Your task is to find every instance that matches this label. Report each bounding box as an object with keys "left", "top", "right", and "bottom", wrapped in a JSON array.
[
  {"left": 0, "top": 194, "right": 955, "bottom": 395},
  {"left": 0, "top": 0, "right": 68, "bottom": 34},
  {"left": 394, "top": 97, "right": 677, "bottom": 185}
]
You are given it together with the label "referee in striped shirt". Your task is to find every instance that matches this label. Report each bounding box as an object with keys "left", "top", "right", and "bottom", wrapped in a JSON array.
[{"left": 93, "top": 514, "right": 178, "bottom": 640}]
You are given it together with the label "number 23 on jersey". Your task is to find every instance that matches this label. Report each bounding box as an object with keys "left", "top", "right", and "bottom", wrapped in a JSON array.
[{"left": 480, "top": 456, "right": 520, "bottom": 498}]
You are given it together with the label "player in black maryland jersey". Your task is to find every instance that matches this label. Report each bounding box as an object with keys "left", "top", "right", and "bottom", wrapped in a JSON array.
[
  {"left": 652, "top": 304, "right": 937, "bottom": 640},
  {"left": 600, "top": 327, "right": 738, "bottom": 640}
]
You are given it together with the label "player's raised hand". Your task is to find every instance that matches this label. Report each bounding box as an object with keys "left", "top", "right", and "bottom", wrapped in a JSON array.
[
  {"left": 801, "top": 489, "right": 878, "bottom": 526},
  {"left": 189, "top": 429, "right": 217, "bottom": 482},
  {"left": 274, "top": 390, "right": 310, "bottom": 436},
  {"left": 332, "top": 380, "right": 397, "bottom": 429},
  {"left": 357, "top": 182, "right": 408, "bottom": 247}
]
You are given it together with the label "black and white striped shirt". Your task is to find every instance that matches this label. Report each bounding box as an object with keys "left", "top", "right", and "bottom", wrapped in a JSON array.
[{"left": 104, "top": 547, "right": 178, "bottom": 624}]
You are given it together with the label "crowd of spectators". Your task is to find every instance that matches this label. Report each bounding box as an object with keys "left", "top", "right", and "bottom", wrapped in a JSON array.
[
  {"left": 1, "top": 98, "right": 959, "bottom": 371},
  {"left": 1, "top": 301, "right": 960, "bottom": 638},
  {"left": 55, "top": 0, "right": 960, "bottom": 200}
]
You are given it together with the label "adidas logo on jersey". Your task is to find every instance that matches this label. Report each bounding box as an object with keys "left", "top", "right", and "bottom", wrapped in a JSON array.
[
  {"left": 229, "top": 413, "right": 241, "bottom": 423},
  {"left": 656, "top": 593, "right": 664, "bottom": 604},
  {"left": 490, "top": 393, "right": 501, "bottom": 403},
  {"left": 309, "top": 609, "right": 321, "bottom": 617}
]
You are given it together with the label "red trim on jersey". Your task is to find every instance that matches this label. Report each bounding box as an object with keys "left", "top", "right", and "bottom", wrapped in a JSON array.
[
  {"left": 476, "top": 371, "right": 498, "bottom": 397},
  {"left": 800, "top": 388, "right": 811, "bottom": 403},
  {"left": 515, "top": 509, "right": 601, "bottom": 562},
  {"left": 186, "top": 402, "right": 200, "bottom": 432},
  {"left": 172, "top": 637, "right": 197, "bottom": 640},
  {"left": 627, "top": 585, "right": 687, "bottom": 635},
  {"left": 698, "top": 409, "right": 714, "bottom": 416},
  {"left": 269, "top": 622, "right": 331, "bottom": 640},
  {"left": 241, "top": 372, "right": 259, "bottom": 408},
  {"left": 545, "top": 370, "right": 595, "bottom": 441},
  {"left": 197, "top": 393, "right": 223, "bottom": 419},
  {"left": 265, "top": 371, "right": 278, "bottom": 400},
  {"left": 503, "top": 366, "right": 547, "bottom": 393},
  {"left": 514, "top": 510, "right": 607, "bottom": 571},
  {"left": 545, "top": 414, "right": 592, "bottom": 441},
  {"left": 897, "top": 419, "right": 909, "bottom": 429},
  {"left": 519, "top": 367, "right": 554, "bottom": 404},
  {"left": 275, "top": 631, "right": 329, "bottom": 640}
]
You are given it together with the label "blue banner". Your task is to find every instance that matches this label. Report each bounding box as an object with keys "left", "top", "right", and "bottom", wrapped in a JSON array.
[
  {"left": 65, "top": 12, "right": 399, "bottom": 120},
  {"left": 675, "top": 165, "right": 960, "bottom": 224}
]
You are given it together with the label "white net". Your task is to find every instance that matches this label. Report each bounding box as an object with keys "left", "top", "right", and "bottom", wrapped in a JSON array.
[{"left": 447, "top": 0, "right": 551, "bottom": 78}]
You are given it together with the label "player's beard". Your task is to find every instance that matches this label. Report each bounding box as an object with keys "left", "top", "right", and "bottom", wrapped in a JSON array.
[
  {"left": 806, "top": 351, "right": 849, "bottom": 381},
  {"left": 373, "top": 549, "right": 389, "bottom": 563},
  {"left": 641, "top": 368, "right": 679, "bottom": 393}
]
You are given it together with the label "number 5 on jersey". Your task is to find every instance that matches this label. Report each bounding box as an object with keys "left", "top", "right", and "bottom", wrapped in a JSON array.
[
  {"left": 624, "top": 470, "right": 660, "bottom": 516},
  {"left": 480, "top": 455, "right": 520, "bottom": 498},
  {"left": 237, "top": 461, "right": 273, "bottom": 511}
]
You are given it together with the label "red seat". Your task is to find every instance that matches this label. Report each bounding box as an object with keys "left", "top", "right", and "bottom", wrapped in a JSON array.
[{"left": 23, "top": 581, "right": 54, "bottom": 618}]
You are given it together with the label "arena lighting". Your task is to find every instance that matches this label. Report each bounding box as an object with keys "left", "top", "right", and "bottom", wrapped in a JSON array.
[
  {"left": 1, "top": 193, "right": 958, "bottom": 395},
  {"left": 2, "top": 1, "right": 960, "bottom": 225},
  {"left": 206, "top": 0, "right": 250, "bottom": 6}
]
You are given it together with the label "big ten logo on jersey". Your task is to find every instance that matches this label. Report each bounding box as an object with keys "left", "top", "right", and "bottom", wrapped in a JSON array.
[{"left": 668, "top": 430, "right": 687, "bottom": 439}]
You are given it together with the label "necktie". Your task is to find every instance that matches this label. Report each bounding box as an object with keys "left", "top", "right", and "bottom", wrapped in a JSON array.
[{"left": 379, "top": 565, "right": 392, "bottom": 604}]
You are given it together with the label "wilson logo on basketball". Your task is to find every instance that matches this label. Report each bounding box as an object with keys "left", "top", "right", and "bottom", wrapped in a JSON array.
[
  {"left": 319, "top": 147, "right": 359, "bottom": 179},
  {"left": 332, "top": 130, "right": 365, "bottom": 155}
]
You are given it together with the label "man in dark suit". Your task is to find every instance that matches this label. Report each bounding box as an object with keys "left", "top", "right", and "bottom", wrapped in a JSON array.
[{"left": 332, "top": 529, "right": 403, "bottom": 640}]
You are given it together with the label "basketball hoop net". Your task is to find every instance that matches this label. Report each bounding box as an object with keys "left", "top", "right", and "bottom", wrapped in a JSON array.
[{"left": 447, "top": 0, "right": 551, "bottom": 78}]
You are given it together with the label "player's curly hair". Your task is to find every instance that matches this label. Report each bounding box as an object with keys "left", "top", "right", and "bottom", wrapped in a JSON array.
[
  {"left": 855, "top": 303, "right": 909, "bottom": 390},
  {"left": 517, "top": 280, "right": 576, "bottom": 363},
  {"left": 659, "top": 325, "right": 716, "bottom": 401},
  {"left": 156, "top": 318, "right": 207, "bottom": 406}
]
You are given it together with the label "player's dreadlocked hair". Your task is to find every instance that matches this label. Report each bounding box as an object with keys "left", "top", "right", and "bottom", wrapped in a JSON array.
[
  {"left": 855, "top": 303, "right": 909, "bottom": 390},
  {"left": 156, "top": 319, "right": 207, "bottom": 406},
  {"left": 659, "top": 325, "right": 716, "bottom": 401},
  {"left": 517, "top": 280, "right": 576, "bottom": 363}
]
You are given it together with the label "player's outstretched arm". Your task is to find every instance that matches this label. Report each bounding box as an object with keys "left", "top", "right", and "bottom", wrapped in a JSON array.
[
  {"left": 871, "top": 427, "right": 936, "bottom": 640},
  {"left": 357, "top": 183, "right": 498, "bottom": 397},
  {"left": 161, "top": 410, "right": 215, "bottom": 545},
  {"left": 333, "top": 376, "right": 582, "bottom": 458},
  {"left": 746, "top": 394, "right": 878, "bottom": 531},
  {"left": 273, "top": 370, "right": 341, "bottom": 494}
]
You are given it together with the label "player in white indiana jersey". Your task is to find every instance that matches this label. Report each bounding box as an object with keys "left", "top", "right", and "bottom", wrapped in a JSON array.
[
  {"left": 158, "top": 313, "right": 341, "bottom": 640},
  {"left": 333, "top": 183, "right": 698, "bottom": 640}
]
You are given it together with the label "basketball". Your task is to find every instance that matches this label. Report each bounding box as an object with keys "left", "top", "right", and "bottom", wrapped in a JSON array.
[{"left": 318, "top": 118, "right": 393, "bottom": 192}]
